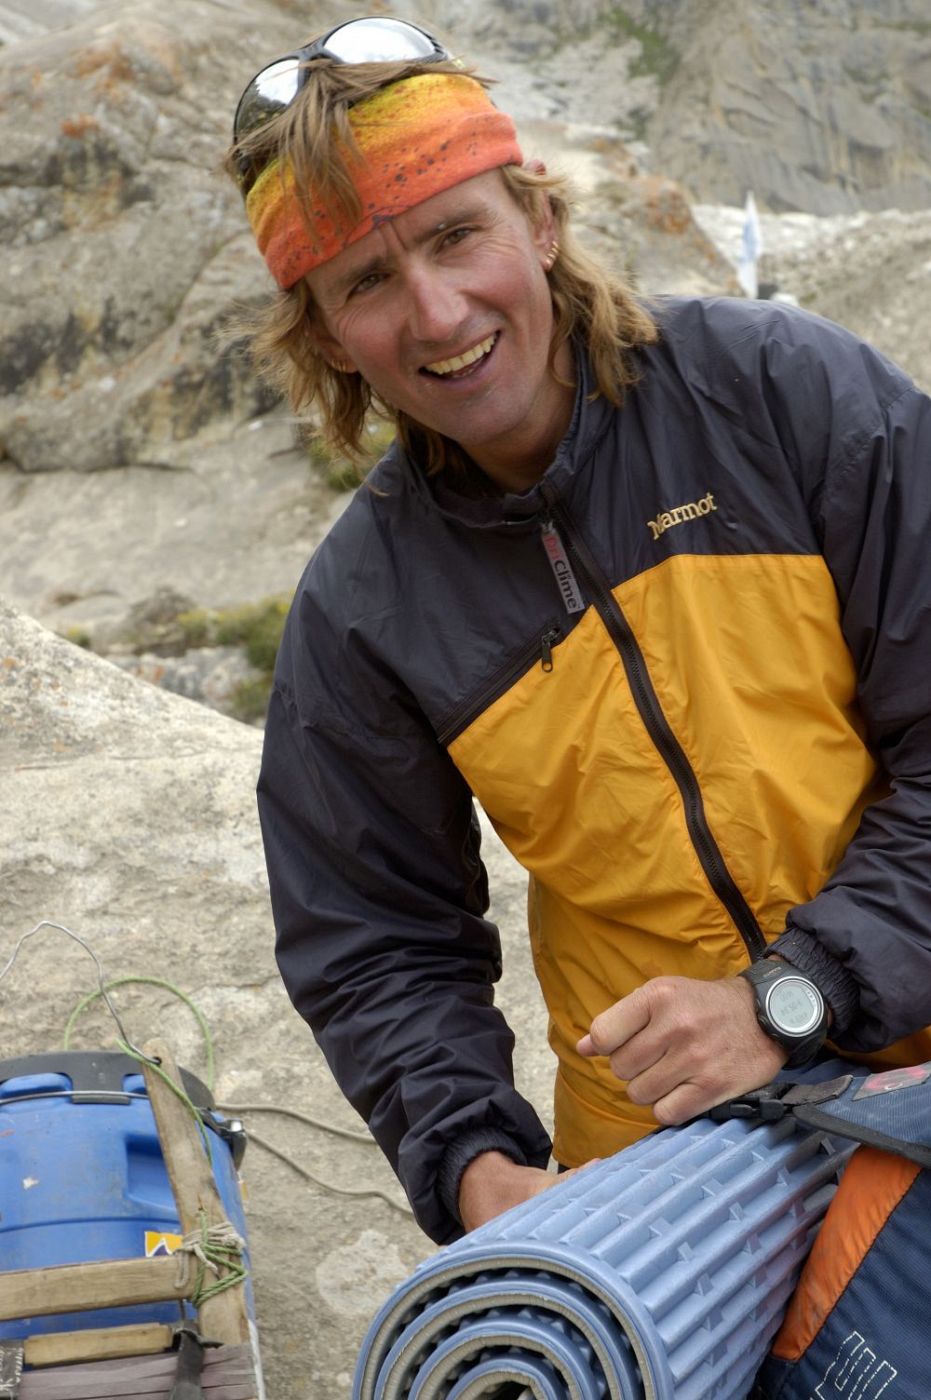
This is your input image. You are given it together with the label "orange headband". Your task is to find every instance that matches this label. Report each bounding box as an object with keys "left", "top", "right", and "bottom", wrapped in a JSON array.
[{"left": 245, "top": 73, "right": 523, "bottom": 289}]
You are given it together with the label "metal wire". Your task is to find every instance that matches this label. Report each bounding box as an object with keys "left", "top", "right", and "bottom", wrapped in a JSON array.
[{"left": 0, "top": 920, "right": 154, "bottom": 1063}]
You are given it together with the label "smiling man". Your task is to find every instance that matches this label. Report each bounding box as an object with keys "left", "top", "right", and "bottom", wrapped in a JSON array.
[{"left": 229, "top": 17, "right": 931, "bottom": 1247}]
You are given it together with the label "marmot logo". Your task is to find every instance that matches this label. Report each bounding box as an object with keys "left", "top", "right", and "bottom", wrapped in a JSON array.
[{"left": 647, "top": 492, "right": 717, "bottom": 540}]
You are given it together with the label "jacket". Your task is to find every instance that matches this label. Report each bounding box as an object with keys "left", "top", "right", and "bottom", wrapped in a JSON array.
[{"left": 258, "top": 296, "right": 931, "bottom": 1243}]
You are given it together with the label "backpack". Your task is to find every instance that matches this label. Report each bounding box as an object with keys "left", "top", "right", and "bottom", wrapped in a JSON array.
[{"left": 713, "top": 1065, "right": 931, "bottom": 1400}]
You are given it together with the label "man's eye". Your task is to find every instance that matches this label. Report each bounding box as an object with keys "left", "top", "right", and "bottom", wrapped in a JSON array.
[
  {"left": 351, "top": 272, "right": 383, "bottom": 296},
  {"left": 442, "top": 226, "right": 473, "bottom": 247}
]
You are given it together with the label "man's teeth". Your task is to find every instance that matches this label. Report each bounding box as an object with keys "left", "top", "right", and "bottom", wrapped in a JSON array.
[{"left": 426, "top": 334, "right": 496, "bottom": 376}]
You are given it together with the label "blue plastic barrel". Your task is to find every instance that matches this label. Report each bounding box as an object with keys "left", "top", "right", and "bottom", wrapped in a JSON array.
[
  {"left": 354, "top": 1114, "right": 854, "bottom": 1399},
  {"left": 0, "top": 1050, "right": 255, "bottom": 1341}
]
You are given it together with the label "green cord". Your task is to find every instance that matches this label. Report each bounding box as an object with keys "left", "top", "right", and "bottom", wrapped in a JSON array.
[
  {"left": 185, "top": 1210, "right": 248, "bottom": 1305},
  {"left": 62, "top": 975, "right": 216, "bottom": 1090},
  {"left": 117, "top": 1037, "right": 214, "bottom": 1166},
  {"left": 63, "top": 975, "right": 216, "bottom": 1163}
]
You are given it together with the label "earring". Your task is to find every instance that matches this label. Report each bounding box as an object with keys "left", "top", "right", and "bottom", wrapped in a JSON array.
[{"left": 545, "top": 240, "right": 560, "bottom": 270}]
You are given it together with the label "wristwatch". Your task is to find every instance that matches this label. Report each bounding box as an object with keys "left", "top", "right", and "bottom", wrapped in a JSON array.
[{"left": 739, "top": 958, "right": 829, "bottom": 1068}]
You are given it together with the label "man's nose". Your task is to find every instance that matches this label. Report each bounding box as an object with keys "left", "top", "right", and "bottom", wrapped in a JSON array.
[{"left": 404, "top": 266, "right": 468, "bottom": 344}]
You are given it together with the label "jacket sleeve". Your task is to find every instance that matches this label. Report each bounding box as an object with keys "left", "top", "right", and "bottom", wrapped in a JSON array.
[
  {"left": 769, "top": 326, "right": 931, "bottom": 1052},
  {"left": 257, "top": 581, "right": 551, "bottom": 1243}
]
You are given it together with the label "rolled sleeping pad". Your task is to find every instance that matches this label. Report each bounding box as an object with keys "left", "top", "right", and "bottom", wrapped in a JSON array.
[
  {"left": 0, "top": 1051, "right": 256, "bottom": 1346},
  {"left": 353, "top": 1114, "right": 854, "bottom": 1399}
]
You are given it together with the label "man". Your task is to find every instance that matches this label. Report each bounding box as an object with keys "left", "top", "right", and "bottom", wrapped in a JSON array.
[{"left": 230, "top": 17, "right": 931, "bottom": 1244}]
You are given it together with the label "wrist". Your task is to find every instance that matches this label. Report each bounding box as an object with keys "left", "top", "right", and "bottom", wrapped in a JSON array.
[
  {"left": 438, "top": 1130, "right": 528, "bottom": 1227},
  {"left": 740, "top": 957, "right": 830, "bottom": 1068},
  {"left": 768, "top": 929, "right": 858, "bottom": 1035}
]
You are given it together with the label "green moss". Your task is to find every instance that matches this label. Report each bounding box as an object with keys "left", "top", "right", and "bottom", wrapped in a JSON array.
[
  {"left": 304, "top": 415, "right": 396, "bottom": 491},
  {"left": 64, "top": 625, "right": 92, "bottom": 649},
  {"left": 229, "top": 674, "right": 274, "bottom": 724},
  {"left": 213, "top": 597, "right": 291, "bottom": 672},
  {"left": 174, "top": 608, "right": 212, "bottom": 650},
  {"left": 606, "top": 8, "right": 680, "bottom": 87}
]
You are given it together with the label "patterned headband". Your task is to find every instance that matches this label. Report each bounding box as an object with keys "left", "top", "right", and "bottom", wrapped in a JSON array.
[{"left": 245, "top": 73, "right": 523, "bottom": 289}]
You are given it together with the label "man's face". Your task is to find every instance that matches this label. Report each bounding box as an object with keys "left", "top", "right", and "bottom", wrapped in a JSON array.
[{"left": 307, "top": 170, "right": 574, "bottom": 488}]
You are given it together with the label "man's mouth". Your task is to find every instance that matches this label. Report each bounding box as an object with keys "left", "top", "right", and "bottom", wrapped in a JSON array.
[{"left": 422, "top": 333, "right": 498, "bottom": 379}]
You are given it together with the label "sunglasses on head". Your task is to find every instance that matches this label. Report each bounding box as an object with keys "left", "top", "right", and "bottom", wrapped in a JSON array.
[{"left": 233, "top": 15, "right": 451, "bottom": 155}]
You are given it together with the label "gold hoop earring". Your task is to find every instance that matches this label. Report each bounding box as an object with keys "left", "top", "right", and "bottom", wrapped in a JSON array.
[{"left": 545, "top": 240, "right": 560, "bottom": 270}]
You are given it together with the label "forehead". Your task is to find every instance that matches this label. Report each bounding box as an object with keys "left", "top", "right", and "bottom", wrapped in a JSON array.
[{"left": 306, "top": 169, "right": 520, "bottom": 297}]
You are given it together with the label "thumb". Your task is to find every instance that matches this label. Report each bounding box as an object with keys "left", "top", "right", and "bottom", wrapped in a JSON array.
[{"left": 576, "top": 1032, "right": 596, "bottom": 1056}]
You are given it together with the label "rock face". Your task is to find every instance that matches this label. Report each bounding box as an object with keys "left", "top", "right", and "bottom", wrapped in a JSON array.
[
  {"left": 442, "top": 0, "right": 931, "bottom": 216},
  {"left": 644, "top": 0, "right": 931, "bottom": 216},
  {"left": 0, "top": 600, "right": 552, "bottom": 1398},
  {"left": 0, "top": 2, "right": 272, "bottom": 475}
]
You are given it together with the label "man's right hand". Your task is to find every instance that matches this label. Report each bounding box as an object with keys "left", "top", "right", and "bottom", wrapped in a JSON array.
[{"left": 458, "top": 1150, "right": 593, "bottom": 1232}]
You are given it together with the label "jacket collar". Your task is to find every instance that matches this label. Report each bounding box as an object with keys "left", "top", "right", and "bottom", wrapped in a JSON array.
[{"left": 397, "top": 341, "right": 617, "bottom": 532}]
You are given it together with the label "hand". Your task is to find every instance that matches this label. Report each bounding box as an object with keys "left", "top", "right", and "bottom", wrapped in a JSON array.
[
  {"left": 458, "top": 1150, "right": 594, "bottom": 1232},
  {"left": 577, "top": 974, "right": 787, "bottom": 1126}
]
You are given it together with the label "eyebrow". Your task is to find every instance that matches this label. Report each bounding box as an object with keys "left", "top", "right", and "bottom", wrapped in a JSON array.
[{"left": 329, "top": 200, "right": 489, "bottom": 298}]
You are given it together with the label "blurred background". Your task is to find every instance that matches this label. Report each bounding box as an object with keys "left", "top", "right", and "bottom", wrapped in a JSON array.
[{"left": 1, "top": 4, "right": 929, "bottom": 1396}]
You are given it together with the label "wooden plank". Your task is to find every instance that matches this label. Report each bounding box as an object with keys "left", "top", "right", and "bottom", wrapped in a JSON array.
[
  {"left": 24, "top": 1323, "right": 174, "bottom": 1367},
  {"left": 18, "top": 1343, "right": 257, "bottom": 1399},
  {"left": 141, "top": 1039, "right": 250, "bottom": 1348},
  {"left": 0, "top": 1256, "right": 187, "bottom": 1322}
]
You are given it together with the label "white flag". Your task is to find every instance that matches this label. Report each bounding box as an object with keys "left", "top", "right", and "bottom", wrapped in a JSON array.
[{"left": 737, "top": 191, "right": 763, "bottom": 298}]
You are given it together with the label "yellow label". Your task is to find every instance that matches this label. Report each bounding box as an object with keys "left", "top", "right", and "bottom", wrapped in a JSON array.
[{"left": 144, "top": 1230, "right": 183, "bottom": 1258}]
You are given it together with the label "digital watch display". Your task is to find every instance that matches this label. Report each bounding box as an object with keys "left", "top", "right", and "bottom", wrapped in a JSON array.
[{"left": 739, "top": 958, "right": 830, "bottom": 1067}]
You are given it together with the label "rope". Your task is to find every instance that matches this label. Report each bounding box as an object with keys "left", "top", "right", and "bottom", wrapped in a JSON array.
[
  {"left": 216, "top": 1101, "right": 374, "bottom": 1146},
  {"left": 243, "top": 1127, "right": 413, "bottom": 1217},
  {"left": 4, "top": 921, "right": 410, "bottom": 1215},
  {"left": 63, "top": 975, "right": 216, "bottom": 1091},
  {"left": 175, "top": 1211, "right": 248, "bottom": 1305},
  {"left": 118, "top": 1039, "right": 214, "bottom": 1166}
]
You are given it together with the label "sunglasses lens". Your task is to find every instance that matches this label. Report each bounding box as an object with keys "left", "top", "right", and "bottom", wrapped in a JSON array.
[
  {"left": 232, "top": 18, "right": 450, "bottom": 175},
  {"left": 235, "top": 56, "right": 304, "bottom": 138},
  {"left": 322, "top": 17, "right": 445, "bottom": 63}
]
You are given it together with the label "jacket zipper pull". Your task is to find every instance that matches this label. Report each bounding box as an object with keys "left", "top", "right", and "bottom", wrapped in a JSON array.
[
  {"left": 540, "top": 626, "right": 561, "bottom": 672},
  {"left": 540, "top": 518, "right": 586, "bottom": 615}
]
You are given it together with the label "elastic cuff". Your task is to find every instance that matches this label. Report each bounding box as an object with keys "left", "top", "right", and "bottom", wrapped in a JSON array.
[
  {"left": 769, "top": 927, "right": 861, "bottom": 1035},
  {"left": 437, "top": 1129, "right": 528, "bottom": 1225}
]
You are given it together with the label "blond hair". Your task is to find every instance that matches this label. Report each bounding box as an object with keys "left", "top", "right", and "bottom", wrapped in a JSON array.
[{"left": 226, "top": 55, "right": 657, "bottom": 475}]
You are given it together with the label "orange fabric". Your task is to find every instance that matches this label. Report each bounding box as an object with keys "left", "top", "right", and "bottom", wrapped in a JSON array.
[
  {"left": 449, "top": 553, "right": 896, "bottom": 1164},
  {"left": 246, "top": 74, "right": 522, "bottom": 287},
  {"left": 771, "top": 1146, "right": 921, "bottom": 1361}
]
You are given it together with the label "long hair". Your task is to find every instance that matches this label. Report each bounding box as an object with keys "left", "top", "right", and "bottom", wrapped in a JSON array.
[{"left": 225, "top": 55, "right": 658, "bottom": 476}]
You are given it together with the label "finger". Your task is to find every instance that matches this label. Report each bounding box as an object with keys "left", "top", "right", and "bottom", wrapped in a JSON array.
[
  {"left": 582, "top": 989, "right": 652, "bottom": 1057},
  {"left": 607, "top": 1028, "right": 669, "bottom": 1085},
  {"left": 623, "top": 1047, "right": 689, "bottom": 1107},
  {"left": 650, "top": 1080, "right": 713, "bottom": 1127}
]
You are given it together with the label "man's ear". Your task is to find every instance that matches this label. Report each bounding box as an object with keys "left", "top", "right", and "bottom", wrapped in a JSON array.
[{"left": 519, "top": 159, "right": 557, "bottom": 263}]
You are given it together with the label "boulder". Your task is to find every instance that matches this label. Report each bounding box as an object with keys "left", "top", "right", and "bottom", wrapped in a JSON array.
[{"left": 0, "top": 599, "right": 553, "bottom": 1397}]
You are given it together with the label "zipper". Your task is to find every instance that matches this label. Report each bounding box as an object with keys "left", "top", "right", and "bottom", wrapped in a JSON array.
[
  {"left": 436, "top": 623, "right": 562, "bottom": 747},
  {"left": 540, "top": 626, "right": 560, "bottom": 673},
  {"left": 548, "top": 496, "right": 767, "bottom": 960}
]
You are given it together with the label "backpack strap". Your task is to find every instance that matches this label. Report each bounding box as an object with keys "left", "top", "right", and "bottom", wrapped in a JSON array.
[{"left": 709, "top": 1063, "right": 931, "bottom": 1169}]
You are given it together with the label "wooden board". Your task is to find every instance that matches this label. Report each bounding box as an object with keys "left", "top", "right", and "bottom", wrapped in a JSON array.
[
  {"left": 24, "top": 1323, "right": 174, "bottom": 1367},
  {"left": 0, "top": 1256, "right": 186, "bottom": 1322},
  {"left": 141, "top": 1039, "right": 251, "bottom": 1348}
]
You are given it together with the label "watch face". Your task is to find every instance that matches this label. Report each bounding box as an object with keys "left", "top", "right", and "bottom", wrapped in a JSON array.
[{"left": 765, "top": 977, "right": 823, "bottom": 1036}]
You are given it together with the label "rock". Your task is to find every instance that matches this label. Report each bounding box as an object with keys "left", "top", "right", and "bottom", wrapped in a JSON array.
[
  {"left": 109, "top": 645, "right": 266, "bottom": 723},
  {"left": 0, "top": 599, "right": 553, "bottom": 1398},
  {"left": 640, "top": 0, "right": 931, "bottom": 215},
  {"left": 693, "top": 203, "right": 931, "bottom": 392},
  {"left": 0, "top": 0, "right": 292, "bottom": 474}
]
